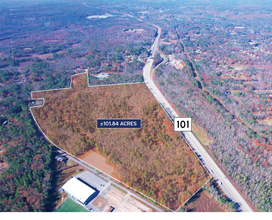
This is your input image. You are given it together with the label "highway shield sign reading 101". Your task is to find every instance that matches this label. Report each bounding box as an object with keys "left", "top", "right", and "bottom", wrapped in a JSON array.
[{"left": 174, "top": 117, "right": 192, "bottom": 132}]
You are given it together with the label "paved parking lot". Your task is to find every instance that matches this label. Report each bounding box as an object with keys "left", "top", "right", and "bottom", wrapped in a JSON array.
[
  {"left": 74, "top": 171, "right": 153, "bottom": 212},
  {"left": 75, "top": 171, "right": 109, "bottom": 192}
]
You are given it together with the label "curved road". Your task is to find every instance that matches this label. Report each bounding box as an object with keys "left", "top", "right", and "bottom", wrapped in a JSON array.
[{"left": 143, "top": 24, "right": 253, "bottom": 212}]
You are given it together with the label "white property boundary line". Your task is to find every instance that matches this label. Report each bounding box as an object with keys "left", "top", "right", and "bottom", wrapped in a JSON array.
[
  {"left": 150, "top": 77, "right": 213, "bottom": 212},
  {"left": 30, "top": 70, "right": 145, "bottom": 107},
  {"left": 29, "top": 72, "right": 172, "bottom": 211},
  {"left": 175, "top": 178, "right": 212, "bottom": 212},
  {"left": 29, "top": 108, "right": 170, "bottom": 212},
  {"left": 30, "top": 72, "right": 211, "bottom": 213}
]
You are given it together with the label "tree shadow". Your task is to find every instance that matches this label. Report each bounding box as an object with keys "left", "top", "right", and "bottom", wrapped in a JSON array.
[
  {"left": 184, "top": 188, "right": 203, "bottom": 206},
  {"left": 44, "top": 148, "right": 62, "bottom": 212},
  {"left": 186, "top": 208, "right": 194, "bottom": 212}
]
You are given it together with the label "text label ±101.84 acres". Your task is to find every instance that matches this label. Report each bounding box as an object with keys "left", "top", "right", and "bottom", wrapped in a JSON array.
[{"left": 97, "top": 119, "right": 141, "bottom": 129}]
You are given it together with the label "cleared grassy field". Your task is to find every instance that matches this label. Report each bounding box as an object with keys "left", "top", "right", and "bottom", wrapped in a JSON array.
[
  {"left": 55, "top": 198, "right": 89, "bottom": 212},
  {"left": 192, "top": 124, "right": 212, "bottom": 146}
]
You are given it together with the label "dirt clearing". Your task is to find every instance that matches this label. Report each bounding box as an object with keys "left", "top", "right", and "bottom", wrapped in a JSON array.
[
  {"left": 114, "top": 196, "right": 153, "bottom": 212},
  {"left": 83, "top": 152, "right": 114, "bottom": 175},
  {"left": 103, "top": 186, "right": 152, "bottom": 212},
  {"left": 104, "top": 186, "right": 127, "bottom": 207},
  {"left": 93, "top": 196, "right": 107, "bottom": 209}
]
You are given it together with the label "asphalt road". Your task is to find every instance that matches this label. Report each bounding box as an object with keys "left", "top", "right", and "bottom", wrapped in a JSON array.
[{"left": 143, "top": 25, "right": 253, "bottom": 212}]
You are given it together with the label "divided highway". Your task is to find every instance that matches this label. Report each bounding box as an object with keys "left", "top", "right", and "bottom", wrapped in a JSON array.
[{"left": 143, "top": 25, "right": 253, "bottom": 212}]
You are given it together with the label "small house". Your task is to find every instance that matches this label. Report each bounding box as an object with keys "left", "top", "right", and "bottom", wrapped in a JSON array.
[{"left": 55, "top": 155, "right": 68, "bottom": 162}]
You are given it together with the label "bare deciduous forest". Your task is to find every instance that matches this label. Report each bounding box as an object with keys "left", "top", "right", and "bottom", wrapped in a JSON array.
[
  {"left": 1, "top": 0, "right": 272, "bottom": 212},
  {"left": 152, "top": 5, "right": 272, "bottom": 211},
  {"left": 31, "top": 73, "right": 209, "bottom": 210}
]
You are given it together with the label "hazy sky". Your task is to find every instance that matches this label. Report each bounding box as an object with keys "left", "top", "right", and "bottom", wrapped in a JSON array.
[
  {"left": 0, "top": 0, "right": 271, "bottom": 11},
  {"left": 1, "top": 0, "right": 272, "bottom": 5}
]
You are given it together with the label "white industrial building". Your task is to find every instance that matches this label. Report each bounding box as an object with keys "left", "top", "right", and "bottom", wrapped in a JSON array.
[{"left": 62, "top": 177, "right": 96, "bottom": 205}]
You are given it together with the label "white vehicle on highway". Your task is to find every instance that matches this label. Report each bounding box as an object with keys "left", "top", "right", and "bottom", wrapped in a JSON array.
[{"left": 141, "top": 18, "right": 252, "bottom": 212}]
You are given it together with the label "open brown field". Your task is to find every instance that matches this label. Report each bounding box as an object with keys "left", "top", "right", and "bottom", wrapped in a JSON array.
[
  {"left": 31, "top": 73, "right": 209, "bottom": 210},
  {"left": 32, "top": 53, "right": 53, "bottom": 60},
  {"left": 257, "top": 118, "right": 272, "bottom": 126},
  {"left": 0, "top": 162, "right": 8, "bottom": 173},
  {"left": 83, "top": 152, "right": 114, "bottom": 175},
  {"left": 101, "top": 185, "right": 153, "bottom": 212}
]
